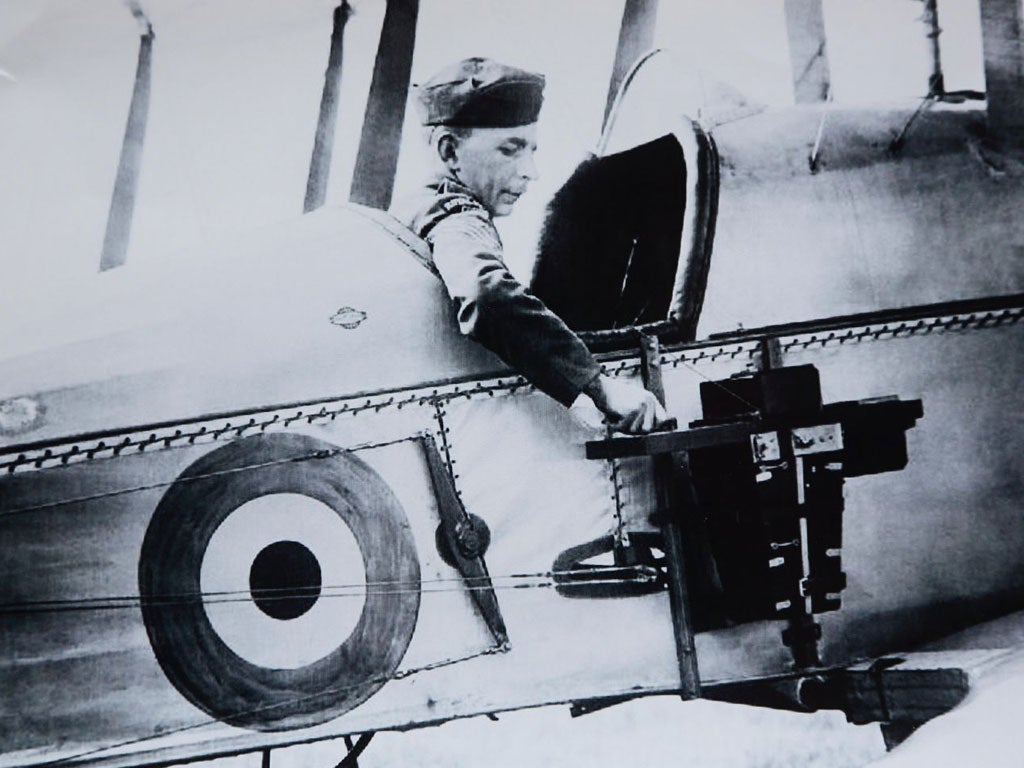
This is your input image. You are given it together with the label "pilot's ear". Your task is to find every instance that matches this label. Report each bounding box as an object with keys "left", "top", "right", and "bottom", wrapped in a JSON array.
[{"left": 436, "top": 130, "right": 460, "bottom": 171}]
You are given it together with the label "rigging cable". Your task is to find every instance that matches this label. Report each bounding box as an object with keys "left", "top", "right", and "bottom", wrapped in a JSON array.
[{"left": 0, "top": 565, "right": 660, "bottom": 616}]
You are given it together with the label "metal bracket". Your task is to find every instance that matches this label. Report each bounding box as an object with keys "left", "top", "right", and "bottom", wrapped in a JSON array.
[
  {"left": 552, "top": 533, "right": 666, "bottom": 599},
  {"left": 420, "top": 435, "right": 509, "bottom": 647},
  {"left": 629, "top": 333, "right": 701, "bottom": 698}
]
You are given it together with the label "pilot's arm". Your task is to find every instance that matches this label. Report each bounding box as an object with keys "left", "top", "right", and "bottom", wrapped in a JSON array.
[{"left": 427, "top": 207, "right": 667, "bottom": 432}]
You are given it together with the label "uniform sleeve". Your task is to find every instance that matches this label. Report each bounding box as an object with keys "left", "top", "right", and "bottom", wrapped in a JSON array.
[{"left": 427, "top": 210, "right": 601, "bottom": 407}]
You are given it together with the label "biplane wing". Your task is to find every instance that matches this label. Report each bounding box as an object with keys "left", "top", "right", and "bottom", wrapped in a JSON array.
[{"left": 853, "top": 609, "right": 1024, "bottom": 765}]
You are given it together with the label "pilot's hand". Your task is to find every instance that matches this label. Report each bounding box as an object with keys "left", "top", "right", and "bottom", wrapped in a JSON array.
[{"left": 583, "top": 374, "right": 671, "bottom": 434}]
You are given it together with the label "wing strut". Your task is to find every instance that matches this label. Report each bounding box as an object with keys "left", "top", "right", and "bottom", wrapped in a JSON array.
[
  {"left": 601, "top": 0, "right": 658, "bottom": 134},
  {"left": 99, "top": 1, "right": 154, "bottom": 271},
  {"left": 980, "top": 0, "right": 1024, "bottom": 149},
  {"left": 349, "top": 0, "right": 419, "bottom": 210},
  {"left": 304, "top": 1, "right": 352, "bottom": 213},
  {"left": 783, "top": 0, "right": 831, "bottom": 103}
]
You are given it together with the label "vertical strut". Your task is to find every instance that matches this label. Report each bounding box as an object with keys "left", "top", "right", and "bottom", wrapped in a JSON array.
[
  {"left": 602, "top": 0, "right": 659, "bottom": 133},
  {"left": 639, "top": 332, "right": 700, "bottom": 699},
  {"left": 783, "top": 0, "right": 831, "bottom": 103},
  {"left": 100, "top": 2, "right": 154, "bottom": 271},
  {"left": 349, "top": 0, "right": 419, "bottom": 210},
  {"left": 653, "top": 452, "right": 701, "bottom": 699},
  {"left": 979, "top": 0, "right": 1024, "bottom": 149},
  {"left": 922, "top": 0, "right": 944, "bottom": 95},
  {"left": 304, "top": 1, "right": 351, "bottom": 213}
]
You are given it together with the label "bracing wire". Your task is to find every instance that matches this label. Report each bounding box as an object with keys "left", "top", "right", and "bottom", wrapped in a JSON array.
[
  {"left": 0, "top": 349, "right": 759, "bottom": 520},
  {"left": 32, "top": 642, "right": 508, "bottom": 768},
  {"left": 5, "top": 305, "right": 1011, "bottom": 519},
  {"left": 0, "top": 566, "right": 660, "bottom": 616},
  {"left": 0, "top": 434, "right": 423, "bottom": 519},
  {"left": 667, "top": 355, "right": 761, "bottom": 413}
]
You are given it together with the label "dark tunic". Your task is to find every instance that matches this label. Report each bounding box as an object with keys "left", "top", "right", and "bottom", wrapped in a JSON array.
[{"left": 390, "top": 175, "right": 601, "bottom": 406}]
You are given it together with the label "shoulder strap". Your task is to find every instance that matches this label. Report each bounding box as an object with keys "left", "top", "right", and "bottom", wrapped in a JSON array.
[{"left": 417, "top": 191, "right": 489, "bottom": 241}]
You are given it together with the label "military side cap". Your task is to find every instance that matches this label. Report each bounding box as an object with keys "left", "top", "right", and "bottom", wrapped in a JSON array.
[{"left": 415, "top": 57, "right": 545, "bottom": 128}]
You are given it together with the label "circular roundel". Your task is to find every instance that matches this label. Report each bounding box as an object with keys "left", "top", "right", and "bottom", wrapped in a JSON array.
[
  {"left": 199, "top": 492, "right": 370, "bottom": 670},
  {"left": 138, "top": 432, "right": 420, "bottom": 732},
  {"left": 249, "top": 540, "right": 322, "bottom": 620}
]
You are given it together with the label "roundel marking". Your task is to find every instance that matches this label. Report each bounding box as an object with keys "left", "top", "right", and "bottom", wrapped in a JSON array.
[
  {"left": 249, "top": 540, "right": 322, "bottom": 620},
  {"left": 138, "top": 431, "right": 421, "bottom": 732},
  {"left": 200, "top": 492, "right": 367, "bottom": 669}
]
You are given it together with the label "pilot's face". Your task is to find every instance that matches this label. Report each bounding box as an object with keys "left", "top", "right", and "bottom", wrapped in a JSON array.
[{"left": 452, "top": 124, "right": 539, "bottom": 217}]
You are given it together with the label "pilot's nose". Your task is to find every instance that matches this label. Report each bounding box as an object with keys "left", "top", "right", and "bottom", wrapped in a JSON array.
[{"left": 520, "top": 151, "right": 539, "bottom": 181}]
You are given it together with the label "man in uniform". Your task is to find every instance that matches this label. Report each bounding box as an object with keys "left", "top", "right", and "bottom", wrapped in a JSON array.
[{"left": 390, "top": 57, "right": 669, "bottom": 433}]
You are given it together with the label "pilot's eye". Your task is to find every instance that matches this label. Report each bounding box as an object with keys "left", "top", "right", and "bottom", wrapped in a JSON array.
[{"left": 499, "top": 144, "right": 519, "bottom": 157}]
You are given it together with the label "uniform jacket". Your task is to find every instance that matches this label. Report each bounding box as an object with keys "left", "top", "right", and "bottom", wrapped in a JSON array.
[{"left": 390, "top": 175, "right": 601, "bottom": 407}]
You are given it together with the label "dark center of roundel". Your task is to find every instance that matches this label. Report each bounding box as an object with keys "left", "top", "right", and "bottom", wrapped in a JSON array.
[{"left": 249, "top": 540, "right": 322, "bottom": 620}]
